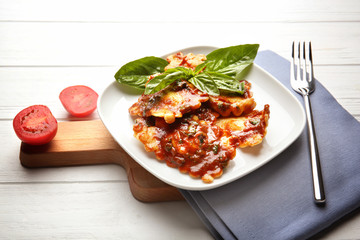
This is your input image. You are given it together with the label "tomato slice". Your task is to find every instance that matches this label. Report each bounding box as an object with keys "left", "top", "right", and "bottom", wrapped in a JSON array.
[
  {"left": 13, "top": 105, "right": 58, "bottom": 145},
  {"left": 59, "top": 85, "right": 98, "bottom": 117}
]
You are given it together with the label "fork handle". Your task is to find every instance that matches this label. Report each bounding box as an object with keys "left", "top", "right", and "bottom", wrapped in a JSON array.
[{"left": 303, "top": 94, "right": 326, "bottom": 204}]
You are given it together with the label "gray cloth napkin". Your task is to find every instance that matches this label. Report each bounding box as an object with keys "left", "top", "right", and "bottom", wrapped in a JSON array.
[{"left": 179, "top": 50, "right": 360, "bottom": 240}]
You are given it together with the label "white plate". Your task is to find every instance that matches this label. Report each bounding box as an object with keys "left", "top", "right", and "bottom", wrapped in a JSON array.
[{"left": 98, "top": 46, "right": 306, "bottom": 191}]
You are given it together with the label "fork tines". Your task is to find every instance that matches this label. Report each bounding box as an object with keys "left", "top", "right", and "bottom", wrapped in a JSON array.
[{"left": 291, "top": 41, "right": 314, "bottom": 83}]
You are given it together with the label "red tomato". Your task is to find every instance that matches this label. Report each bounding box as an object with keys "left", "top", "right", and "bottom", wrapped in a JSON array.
[
  {"left": 13, "top": 105, "right": 58, "bottom": 145},
  {"left": 59, "top": 85, "right": 98, "bottom": 117}
]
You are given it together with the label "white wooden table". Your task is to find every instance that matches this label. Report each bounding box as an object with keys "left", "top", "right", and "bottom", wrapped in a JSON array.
[{"left": 1, "top": 0, "right": 359, "bottom": 239}]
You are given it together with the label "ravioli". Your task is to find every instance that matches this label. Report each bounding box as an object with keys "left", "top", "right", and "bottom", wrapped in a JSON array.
[
  {"left": 216, "top": 104, "right": 270, "bottom": 148},
  {"left": 129, "top": 80, "right": 209, "bottom": 124},
  {"left": 165, "top": 52, "right": 207, "bottom": 71},
  {"left": 132, "top": 106, "right": 238, "bottom": 183},
  {"left": 209, "top": 80, "right": 256, "bottom": 117}
]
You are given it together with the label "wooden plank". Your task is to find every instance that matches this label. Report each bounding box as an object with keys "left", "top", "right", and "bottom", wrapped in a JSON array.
[
  {"left": 1, "top": 118, "right": 180, "bottom": 200},
  {"left": 316, "top": 65, "right": 360, "bottom": 99},
  {"left": 2, "top": 119, "right": 183, "bottom": 202},
  {"left": 0, "top": 22, "right": 360, "bottom": 66},
  {"left": 0, "top": 121, "right": 129, "bottom": 182},
  {"left": 0, "top": 182, "right": 211, "bottom": 239},
  {"left": 19, "top": 120, "right": 183, "bottom": 202},
  {"left": 1, "top": 0, "right": 360, "bottom": 22}
]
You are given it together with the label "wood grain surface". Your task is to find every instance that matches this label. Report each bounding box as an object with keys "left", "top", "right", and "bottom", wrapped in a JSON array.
[{"left": 1, "top": 0, "right": 359, "bottom": 239}]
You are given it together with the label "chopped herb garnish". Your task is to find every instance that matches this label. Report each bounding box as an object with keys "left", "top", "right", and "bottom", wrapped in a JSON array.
[
  {"left": 198, "top": 134, "right": 205, "bottom": 144},
  {"left": 212, "top": 144, "right": 219, "bottom": 154},
  {"left": 188, "top": 125, "right": 197, "bottom": 135},
  {"left": 250, "top": 118, "right": 260, "bottom": 125},
  {"left": 165, "top": 142, "right": 173, "bottom": 152}
]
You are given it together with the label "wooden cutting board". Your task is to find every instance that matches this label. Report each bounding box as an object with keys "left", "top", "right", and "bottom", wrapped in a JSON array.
[{"left": 19, "top": 120, "right": 184, "bottom": 202}]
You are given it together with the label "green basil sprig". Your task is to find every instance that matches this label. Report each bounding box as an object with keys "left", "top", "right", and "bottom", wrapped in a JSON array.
[
  {"left": 114, "top": 44, "right": 259, "bottom": 96},
  {"left": 144, "top": 67, "right": 195, "bottom": 95}
]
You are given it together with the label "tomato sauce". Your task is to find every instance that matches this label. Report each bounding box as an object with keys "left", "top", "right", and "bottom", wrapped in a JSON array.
[
  {"left": 133, "top": 106, "right": 236, "bottom": 182},
  {"left": 158, "top": 108, "right": 236, "bottom": 178},
  {"left": 232, "top": 104, "right": 270, "bottom": 147},
  {"left": 133, "top": 103, "right": 270, "bottom": 182}
]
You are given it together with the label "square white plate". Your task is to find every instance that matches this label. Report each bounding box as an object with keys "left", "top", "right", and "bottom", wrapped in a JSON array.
[{"left": 98, "top": 46, "right": 306, "bottom": 190}]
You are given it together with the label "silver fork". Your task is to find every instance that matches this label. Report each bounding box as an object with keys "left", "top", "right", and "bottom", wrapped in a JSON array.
[{"left": 290, "top": 41, "right": 325, "bottom": 204}]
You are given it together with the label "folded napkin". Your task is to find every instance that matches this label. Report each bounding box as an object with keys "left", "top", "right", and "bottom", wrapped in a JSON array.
[{"left": 180, "top": 50, "right": 360, "bottom": 240}]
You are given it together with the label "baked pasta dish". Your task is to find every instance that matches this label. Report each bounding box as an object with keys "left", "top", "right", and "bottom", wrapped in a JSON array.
[{"left": 115, "top": 44, "right": 270, "bottom": 183}]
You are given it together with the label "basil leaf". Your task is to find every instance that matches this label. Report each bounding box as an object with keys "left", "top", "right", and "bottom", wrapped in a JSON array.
[
  {"left": 115, "top": 56, "right": 168, "bottom": 89},
  {"left": 114, "top": 75, "right": 150, "bottom": 90},
  {"left": 206, "top": 72, "right": 245, "bottom": 94},
  {"left": 168, "top": 66, "right": 195, "bottom": 77},
  {"left": 205, "top": 44, "right": 259, "bottom": 79},
  {"left": 194, "top": 62, "right": 209, "bottom": 74},
  {"left": 144, "top": 67, "right": 194, "bottom": 95},
  {"left": 189, "top": 73, "right": 220, "bottom": 96}
]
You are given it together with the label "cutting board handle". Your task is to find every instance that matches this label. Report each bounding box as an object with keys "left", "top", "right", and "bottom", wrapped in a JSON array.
[{"left": 19, "top": 120, "right": 183, "bottom": 202}]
